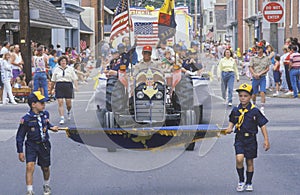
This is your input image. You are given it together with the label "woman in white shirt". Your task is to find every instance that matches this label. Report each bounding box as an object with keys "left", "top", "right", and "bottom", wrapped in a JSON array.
[
  {"left": 51, "top": 56, "right": 78, "bottom": 125},
  {"left": 1, "top": 53, "right": 17, "bottom": 105}
]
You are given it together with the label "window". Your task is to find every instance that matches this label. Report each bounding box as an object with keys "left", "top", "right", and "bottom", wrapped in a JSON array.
[{"left": 209, "top": 11, "right": 213, "bottom": 23}]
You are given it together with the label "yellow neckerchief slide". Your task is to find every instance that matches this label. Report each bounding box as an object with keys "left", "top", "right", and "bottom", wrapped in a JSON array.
[{"left": 235, "top": 104, "right": 255, "bottom": 130}]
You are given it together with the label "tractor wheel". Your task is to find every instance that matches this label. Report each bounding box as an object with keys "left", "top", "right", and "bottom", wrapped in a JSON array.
[
  {"left": 106, "top": 76, "right": 127, "bottom": 113},
  {"left": 174, "top": 73, "right": 194, "bottom": 111},
  {"left": 184, "top": 110, "right": 197, "bottom": 151}
]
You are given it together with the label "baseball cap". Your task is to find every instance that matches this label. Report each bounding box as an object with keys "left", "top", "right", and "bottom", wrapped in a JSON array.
[
  {"left": 142, "top": 45, "right": 152, "bottom": 52},
  {"left": 236, "top": 83, "right": 253, "bottom": 95},
  {"left": 256, "top": 41, "right": 264, "bottom": 48},
  {"left": 28, "top": 91, "right": 47, "bottom": 106}
]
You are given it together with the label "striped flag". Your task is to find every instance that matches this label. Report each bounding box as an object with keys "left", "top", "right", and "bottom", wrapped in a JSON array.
[
  {"left": 110, "top": 0, "right": 130, "bottom": 42},
  {"left": 158, "top": 0, "right": 177, "bottom": 41},
  {"left": 132, "top": 16, "right": 159, "bottom": 47}
]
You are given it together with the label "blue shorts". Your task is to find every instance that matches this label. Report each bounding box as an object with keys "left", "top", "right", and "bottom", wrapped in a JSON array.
[
  {"left": 273, "top": 71, "right": 281, "bottom": 83},
  {"left": 234, "top": 134, "right": 257, "bottom": 159},
  {"left": 252, "top": 76, "right": 266, "bottom": 94},
  {"left": 25, "top": 140, "right": 51, "bottom": 167}
]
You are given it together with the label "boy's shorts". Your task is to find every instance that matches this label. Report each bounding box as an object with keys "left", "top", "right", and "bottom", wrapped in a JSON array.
[
  {"left": 25, "top": 140, "right": 51, "bottom": 167},
  {"left": 273, "top": 71, "right": 281, "bottom": 83},
  {"left": 234, "top": 134, "right": 257, "bottom": 159},
  {"left": 252, "top": 76, "right": 266, "bottom": 94}
]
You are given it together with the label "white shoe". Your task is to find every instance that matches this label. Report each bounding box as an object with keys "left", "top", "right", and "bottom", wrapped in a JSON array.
[
  {"left": 59, "top": 117, "right": 65, "bottom": 125},
  {"left": 245, "top": 184, "right": 253, "bottom": 191},
  {"left": 67, "top": 112, "right": 71, "bottom": 120},
  {"left": 228, "top": 102, "right": 233, "bottom": 107},
  {"left": 236, "top": 182, "right": 245, "bottom": 192},
  {"left": 11, "top": 101, "right": 18, "bottom": 105},
  {"left": 272, "top": 92, "right": 279, "bottom": 97},
  {"left": 26, "top": 190, "right": 34, "bottom": 195},
  {"left": 285, "top": 91, "right": 293, "bottom": 95},
  {"left": 43, "top": 184, "right": 51, "bottom": 195}
]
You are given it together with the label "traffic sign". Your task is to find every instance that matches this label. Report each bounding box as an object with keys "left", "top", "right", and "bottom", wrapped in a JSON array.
[{"left": 263, "top": 2, "right": 284, "bottom": 23}]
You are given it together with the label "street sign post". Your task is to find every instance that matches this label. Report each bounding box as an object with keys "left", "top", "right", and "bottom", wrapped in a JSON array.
[{"left": 263, "top": 2, "right": 284, "bottom": 23}]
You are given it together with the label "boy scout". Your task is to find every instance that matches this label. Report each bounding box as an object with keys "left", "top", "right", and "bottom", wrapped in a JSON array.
[
  {"left": 226, "top": 83, "right": 270, "bottom": 192},
  {"left": 16, "top": 91, "right": 58, "bottom": 195}
]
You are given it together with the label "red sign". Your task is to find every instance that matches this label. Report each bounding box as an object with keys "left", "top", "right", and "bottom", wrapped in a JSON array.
[{"left": 263, "top": 2, "right": 284, "bottom": 23}]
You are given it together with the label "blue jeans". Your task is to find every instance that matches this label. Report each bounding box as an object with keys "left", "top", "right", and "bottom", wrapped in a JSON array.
[
  {"left": 221, "top": 71, "right": 235, "bottom": 103},
  {"left": 289, "top": 68, "right": 300, "bottom": 98},
  {"left": 33, "top": 72, "right": 48, "bottom": 100}
]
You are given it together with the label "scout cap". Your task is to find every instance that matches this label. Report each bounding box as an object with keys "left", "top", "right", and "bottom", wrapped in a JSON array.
[
  {"left": 28, "top": 91, "right": 47, "bottom": 106},
  {"left": 236, "top": 83, "right": 253, "bottom": 95},
  {"left": 142, "top": 45, "right": 152, "bottom": 53}
]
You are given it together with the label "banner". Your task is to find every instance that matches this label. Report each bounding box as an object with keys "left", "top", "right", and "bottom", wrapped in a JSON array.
[{"left": 158, "top": 0, "right": 177, "bottom": 41}]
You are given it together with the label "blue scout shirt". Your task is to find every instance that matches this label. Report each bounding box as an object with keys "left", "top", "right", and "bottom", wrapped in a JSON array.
[
  {"left": 16, "top": 110, "right": 53, "bottom": 153},
  {"left": 229, "top": 103, "right": 268, "bottom": 134}
]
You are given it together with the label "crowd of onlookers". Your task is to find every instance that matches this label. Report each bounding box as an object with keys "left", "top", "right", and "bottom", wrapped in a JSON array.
[{"left": 0, "top": 40, "right": 95, "bottom": 105}]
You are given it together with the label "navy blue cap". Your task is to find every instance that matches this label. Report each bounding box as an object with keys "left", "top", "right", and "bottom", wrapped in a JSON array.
[{"left": 28, "top": 91, "right": 47, "bottom": 106}]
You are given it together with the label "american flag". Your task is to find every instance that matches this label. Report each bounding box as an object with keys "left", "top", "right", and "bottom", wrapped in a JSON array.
[
  {"left": 134, "top": 21, "right": 159, "bottom": 47},
  {"left": 110, "top": 0, "right": 130, "bottom": 42}
]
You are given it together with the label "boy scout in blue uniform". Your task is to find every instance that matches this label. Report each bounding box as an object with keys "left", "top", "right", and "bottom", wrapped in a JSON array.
[
  {"left": 226, "top": 83, "right": 270, "bottom": 192},
  {"left": 16, "top": 91, "right": 58, "bottom": 195}
]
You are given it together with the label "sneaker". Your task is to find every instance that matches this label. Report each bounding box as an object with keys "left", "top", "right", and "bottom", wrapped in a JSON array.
[
  {"left": 228, "top": 102, "right": 233, "bottom": 107},
  {"left": 245, "top": 184, "right": 253, "bottom": 191},
  {"left": 26, "top": 191, "right": 34, "bottom": 195},
  {"left": 285, "top": 91, "right": 293, "bottom": 96},
  {"left": 236, "top": 182, "right": 245, "bottom": 192},
  {"left": 272, "top": 92, "right": 279, "bottom": 97},
  {"left": 59, "top": 117, "right": 65, "bottom": 125},
  {"left": 67, "top": 112, "right": 71, "bottom": 120},
  {"left": 11, "top": 101, "right": 18, "bottom": 105},
  {"left": 43, "top": 184, "right": 51, "bottom": 195}
]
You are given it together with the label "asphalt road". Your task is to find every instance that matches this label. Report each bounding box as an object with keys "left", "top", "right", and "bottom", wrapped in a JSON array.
[{"left": 0, "top": 56, "right": 299, "bottom": 194}]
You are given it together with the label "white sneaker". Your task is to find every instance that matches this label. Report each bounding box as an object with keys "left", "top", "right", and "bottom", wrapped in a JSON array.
[
  {"left": 59, "top": 117, "right": 65, "bottom": 125},
  {"left": 285, "top": 91, "right": 293, "bottom": 95},
  {"left": 228, "top": 102, "right": 233, "bottom": 107},
  {"left": 43, "top": 184, "right": 51, "bottom": 195},
  {"left": 67, "top": 112, "right": 71, "bottom": 120},
  {"left": 245, "top": 184, "right": 253, "bottom": 191},
  {"left": 236, "top": 182, "right": 245, "bottom": 192},
  {"left": 26, "top": 190, "right": 34, "bottom": 195},
  {"left": 272, "top": 92, "right": 279, "bottom": 97},
  {"left": 11, "top": 101, "right": 18, "bottom": 105}
]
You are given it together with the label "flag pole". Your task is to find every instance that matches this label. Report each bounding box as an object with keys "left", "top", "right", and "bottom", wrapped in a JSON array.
[{"left": 126, "top": 0, "right": 134, "bottom": 77}]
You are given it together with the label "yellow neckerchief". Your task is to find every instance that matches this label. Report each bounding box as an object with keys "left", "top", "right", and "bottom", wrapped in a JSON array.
[{"left": 235, "top": 103, "right": 255, "bottom": 130}]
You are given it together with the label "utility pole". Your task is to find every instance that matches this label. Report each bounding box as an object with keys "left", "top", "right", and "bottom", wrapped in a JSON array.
[
  {"left": 269, "top": 0, "right": 278, "bottom": 53},
  {"left": 194, "top": 0, "right": 198, "bottom": 40},
  {"left": 19, "top": 0, "right": 32, "bottom": 83}
]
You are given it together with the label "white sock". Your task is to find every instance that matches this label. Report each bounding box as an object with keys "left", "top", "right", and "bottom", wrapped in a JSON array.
[
  {"left": 44, "top": 179, "right": 50, "bottom": 186},
  {"left": 60, "top": 116, "right": 64, "bottom": 119},
  {"left": 27, "top": 185, "right": 33, "bottom": 192}
]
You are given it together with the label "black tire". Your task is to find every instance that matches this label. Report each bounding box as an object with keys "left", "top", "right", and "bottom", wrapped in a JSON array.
[
  {"left": 183, "top": 110, "right": 196, "bottom": 151},
  {"left": 106, "top": 76, "right": 127, "bottom": 113},
  {"left": 173, "top": 73, "right": 194, "bottom": 111}
]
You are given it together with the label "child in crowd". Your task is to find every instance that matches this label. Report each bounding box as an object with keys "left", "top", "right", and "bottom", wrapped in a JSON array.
[
  {"left": 272, "top": 55, "right": 281, "bottom": 96},
  {"left": 226, "top": 83, "right": 270, "bottom": 192}
]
